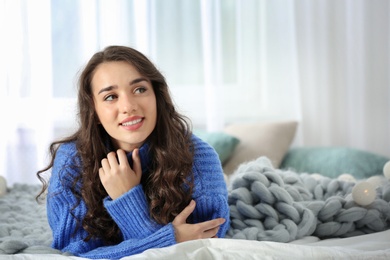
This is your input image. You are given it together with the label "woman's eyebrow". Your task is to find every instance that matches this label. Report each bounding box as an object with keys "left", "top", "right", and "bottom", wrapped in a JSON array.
[
  {"left": 98, "top": 85, "right": 117, "bottom": 95},
  {"left": 130, "top": 77, "right": 149, "bottom": 85},
  {"left": 97, "top": 77, "right": 149, "bottom": 95}
]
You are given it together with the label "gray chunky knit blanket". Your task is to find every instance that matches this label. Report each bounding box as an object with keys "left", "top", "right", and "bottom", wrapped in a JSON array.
[
  {"left": 0, "top": 184, "right": 67, "bottom": 255},
  {"left": 226, "top": 157, "right": 390, "bottom": 242}
]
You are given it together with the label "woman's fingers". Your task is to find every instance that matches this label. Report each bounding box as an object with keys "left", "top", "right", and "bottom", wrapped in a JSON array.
[
  {"left": 173, "top": 218, "right": 225, "bottom": 242},
  {"left": 196, "top": 218, "right": 225, "bottom": 239},
  {"left": 173, "top": 200, "right": 196, "bottom": 225},
  {"left": 202, "top": 221, "right": 224, "bottom": 238},
  {"left": 100, "top": 158, "right": 110, "bottom": 173},
  {"left": 199, "top": 218, "right": 226, "bottom": 232},
  {"left": 116, "top": 149, "right": 129, "bottom": 167},
  {"left": 132, "top": 148, "right": 142, "bottom": 177},
  {"left": 99, "top": 149, "right": 142, "bottom": 200},
  {"left": 107, "top": 151, "right": 119, "bottom": 167},
  {"left": 173, "top": 200, "right": 226, "bottom": 242},
  {"left": 101, "top": 151, "right": 116, "bottom": 172}
]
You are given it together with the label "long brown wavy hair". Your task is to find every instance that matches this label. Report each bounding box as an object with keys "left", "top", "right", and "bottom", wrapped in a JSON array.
[{"left": 36, "top": 45, "right": 194, "bottom": 244}]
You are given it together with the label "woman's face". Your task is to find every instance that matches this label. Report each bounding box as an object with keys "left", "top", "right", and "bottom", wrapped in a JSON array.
[{"left": 92, "top": 61, "right": 157, "bottom": 152}]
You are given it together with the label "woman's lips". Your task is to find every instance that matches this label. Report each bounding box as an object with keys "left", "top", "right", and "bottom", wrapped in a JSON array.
[{"left": 120, "top": 117, "right": 144, "bottom": 130}]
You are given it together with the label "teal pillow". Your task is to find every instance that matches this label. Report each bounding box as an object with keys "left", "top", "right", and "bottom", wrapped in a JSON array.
[
  {"left": 280, "top": 147, "right": 390, "bottom": 179},
  {"left": 194, "top": 130, "right": 240, "bottom": 165}
]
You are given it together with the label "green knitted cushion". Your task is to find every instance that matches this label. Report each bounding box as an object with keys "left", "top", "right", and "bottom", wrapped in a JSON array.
[
  {"left": 280, "top": 147, "right": 390, "bottom": 179},
  {"left": 194, "top": 130, "right": 240, "bottom": 164}
]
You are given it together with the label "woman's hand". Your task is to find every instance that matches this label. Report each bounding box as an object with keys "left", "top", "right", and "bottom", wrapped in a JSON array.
[
  {"left": 99, "top": 149, "right": 142, "bottom": 200},
  {"left": 172, "top": 200, "right": 226, "bottom": 243}
]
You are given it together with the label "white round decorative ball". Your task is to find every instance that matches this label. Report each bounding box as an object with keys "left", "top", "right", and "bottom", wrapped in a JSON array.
[
  {"left": 352, "top": 181, "right": 376, "bottom": 206},
  {"left": 0, "top": 176, "right": 7, "bottom": 196},
  {"left": 383, "top": 161, "right": 390, "bottom": 179},
  {"left": 311, "top": 173, "right": 324, "bottom": 181},
  {"left": 366, "top": 175, "right": 384, "bottom": 188},
  {"left": 338, "top": 173, "right": 356, "bottom": 183}
]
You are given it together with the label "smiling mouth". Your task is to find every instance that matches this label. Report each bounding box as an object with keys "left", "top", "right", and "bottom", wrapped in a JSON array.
[{"left": 122, "top": 118, "right": 143, "bottom": 126}]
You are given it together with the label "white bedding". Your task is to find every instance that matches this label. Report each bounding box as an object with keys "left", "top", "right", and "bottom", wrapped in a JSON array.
[
  {"left": 123, "top": 230, "right": 390, "bottom": 260},
  {"left": 8, "top": 230, "right": 390, "bottom": 260}
]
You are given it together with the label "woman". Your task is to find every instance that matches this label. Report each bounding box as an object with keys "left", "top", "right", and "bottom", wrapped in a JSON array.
[{"left": 36, "top": 45, "right": 230, "bottom": 259}]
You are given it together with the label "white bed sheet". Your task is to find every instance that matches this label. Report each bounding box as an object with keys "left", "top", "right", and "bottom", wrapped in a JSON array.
[
  {"left": 7, "top": 229, "right": 390, "bottom": 260},
  {"left": 123, "top": 230, "right": 390, "bottom": 260}
]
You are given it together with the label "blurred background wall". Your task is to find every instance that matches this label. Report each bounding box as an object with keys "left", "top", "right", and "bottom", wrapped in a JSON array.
[{"left": 1, "top": 0, "right": 389, "bottom": 185}]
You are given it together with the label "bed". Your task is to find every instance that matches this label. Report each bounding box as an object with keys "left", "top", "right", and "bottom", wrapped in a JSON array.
[{"left": 1, "top": 120, "right": 390, "bottom": 259}]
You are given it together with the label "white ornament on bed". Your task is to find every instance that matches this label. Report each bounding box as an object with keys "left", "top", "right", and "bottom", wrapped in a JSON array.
[
  {"left": 0, "top": 176, "right": 7, "bottom": 196},
  {"left": 351, "top": 181, "right": 376, "bottom": 206},
  {"left": 337, "top": 173, "right": 356, "bottom": 183},
  {"left": 384, "top": 161, "right": 390, "bottom": 180},
  {"left": 367, "top": 175, "right": 384, "bottom": 188}
]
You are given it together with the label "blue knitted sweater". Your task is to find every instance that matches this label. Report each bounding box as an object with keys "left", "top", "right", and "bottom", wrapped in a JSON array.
[{"left": 46, "top": 134, "right": 230, "bottom": 259}]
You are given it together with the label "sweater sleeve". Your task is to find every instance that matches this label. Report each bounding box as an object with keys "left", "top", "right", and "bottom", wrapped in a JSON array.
[
  {"left": 103, "top": 185, "right": 163, "bottom": 239},
  {"left": 78, "top": 226, "right": 175, "bottom": 259},
  {"left": 190, "top": 135, "right": 231, "bottom": 238},
  {"left": 47, "top": 143, "right": 177, "bottom": 259}
]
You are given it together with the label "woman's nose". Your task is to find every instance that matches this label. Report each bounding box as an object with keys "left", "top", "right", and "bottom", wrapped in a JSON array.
[{"left": 120, "top": 94, "right": 137, "bottom": 113}]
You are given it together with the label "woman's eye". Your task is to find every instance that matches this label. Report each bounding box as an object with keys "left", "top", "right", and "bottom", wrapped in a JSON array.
[
  {"left": 134, "top": 87, "right": 147, "bottom": 94},
  {"left": 104, "top": 94, "right": 116, "bottom": 101}
]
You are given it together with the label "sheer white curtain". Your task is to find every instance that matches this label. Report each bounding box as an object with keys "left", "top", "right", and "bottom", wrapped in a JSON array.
[
  {"left": 0, "top": 0, "right": 55, "bottom": 185},
  {"left": 1, "top": 0, "right": 389, "bottom": 185},
  {"left": 294, "top": 0, "right": 390, "bottom": 156}
]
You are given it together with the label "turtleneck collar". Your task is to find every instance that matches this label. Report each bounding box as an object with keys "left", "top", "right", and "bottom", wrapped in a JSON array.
[
  {"left": 125, "top": 142, "right": 151, "bottom": 175},
  {"left": 105, "top": 135, "right": 151, "bottom": 176}
]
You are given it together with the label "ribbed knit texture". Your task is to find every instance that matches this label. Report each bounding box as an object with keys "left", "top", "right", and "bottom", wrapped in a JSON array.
[{"left": 46, "top": 134, "right": 230, "bottom": 259}]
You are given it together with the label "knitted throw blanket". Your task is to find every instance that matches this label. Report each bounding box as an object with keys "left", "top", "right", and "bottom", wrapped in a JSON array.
[
  {"left": 226, "top": 157, "right": 390, "bottom": 242},
  {"left": 0, "top": 184, "right": 65, "bottom": 255}
]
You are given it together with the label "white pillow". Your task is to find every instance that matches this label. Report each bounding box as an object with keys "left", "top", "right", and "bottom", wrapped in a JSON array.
[{"left": 222, "top": 121, "right": 298, "bottom": 175}]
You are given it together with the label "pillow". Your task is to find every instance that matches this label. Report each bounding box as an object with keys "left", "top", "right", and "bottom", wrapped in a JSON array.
[
  {"left": 280, "top": 147, "right": 390, "bottom": 179},
  {"left": 222, "top": 121, "right": 298, "bottom": 175},
  {"left": 194, "top": 130, "right": 240, "bottom": 165}
]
